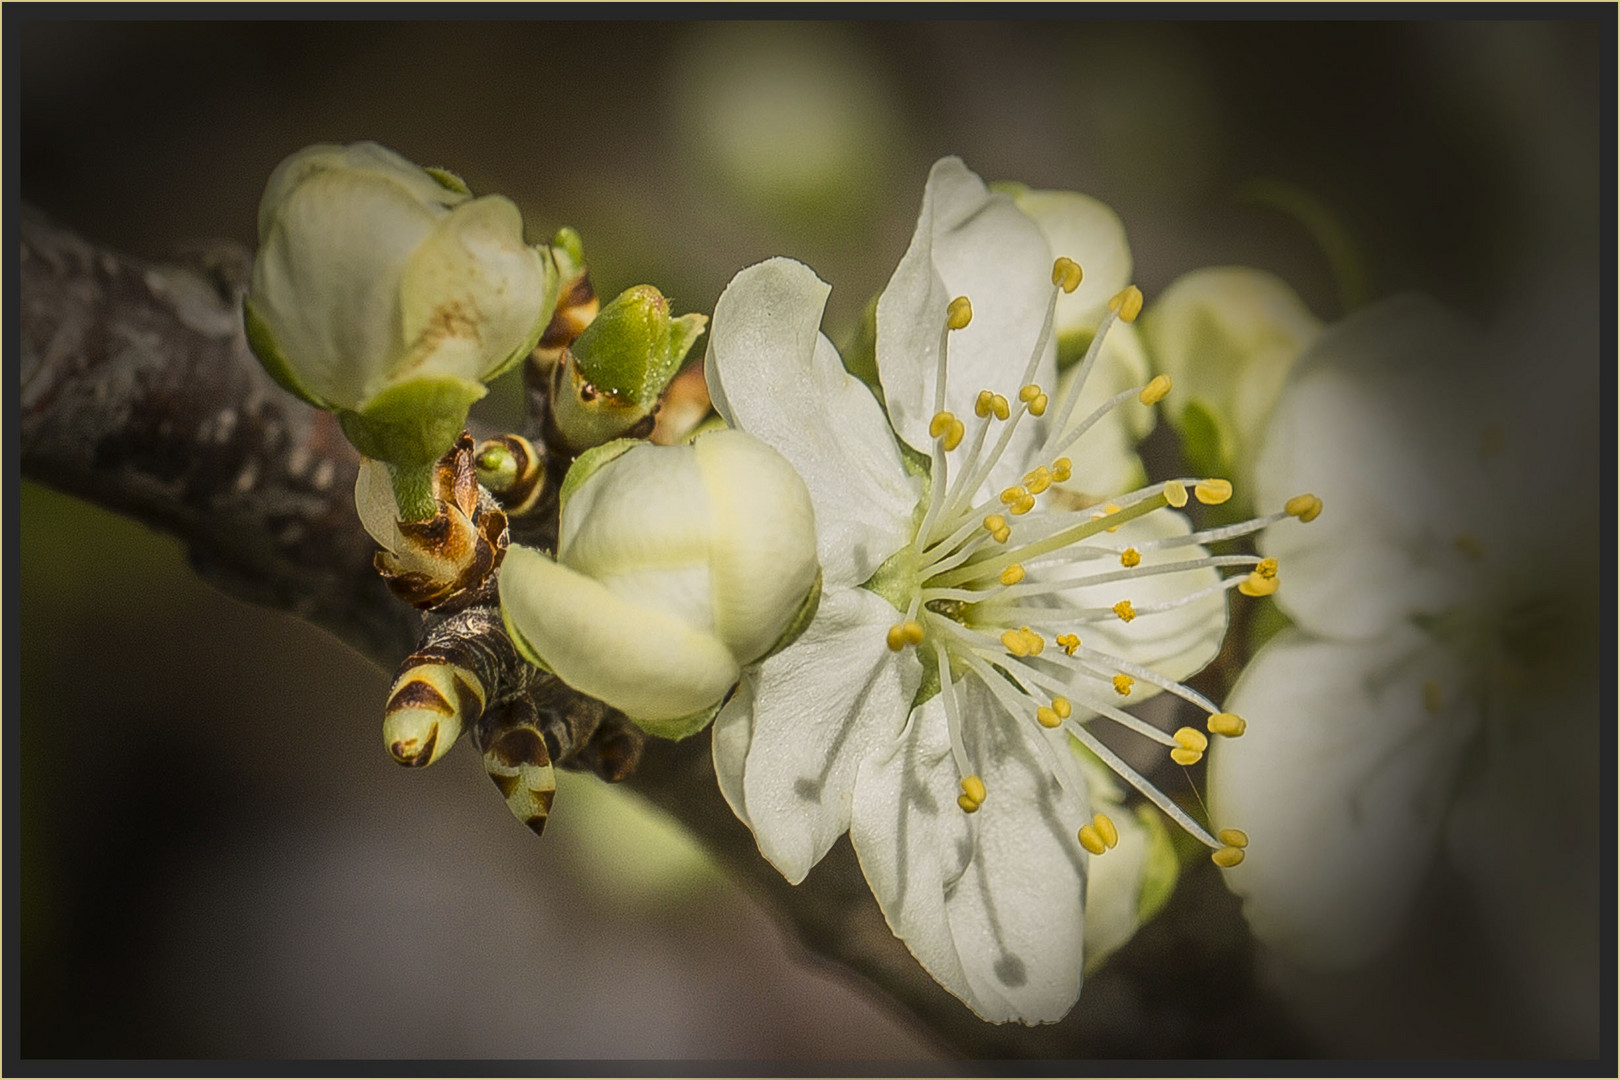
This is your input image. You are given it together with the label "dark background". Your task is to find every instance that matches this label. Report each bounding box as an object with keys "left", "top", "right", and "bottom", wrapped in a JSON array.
[{"left": 17, "top": 16, "right": 1606, "bottom": 1060}]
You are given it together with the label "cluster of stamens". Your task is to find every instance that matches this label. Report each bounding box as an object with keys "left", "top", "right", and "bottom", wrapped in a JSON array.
[{"left": 878, "top": 253, "right": 1323, "bottom": 868}]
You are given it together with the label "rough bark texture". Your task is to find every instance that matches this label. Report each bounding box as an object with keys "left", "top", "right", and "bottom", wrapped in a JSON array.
[{"left": 18, "top": 204, "right": 1311, "bottom": 1061}]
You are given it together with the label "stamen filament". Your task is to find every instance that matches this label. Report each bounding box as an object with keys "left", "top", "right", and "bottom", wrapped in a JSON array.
[
  {"left": 928, "top": 492, "right": 1170, "bottom": 589},
  {"left": 1068, "top": 725, "right": 1220, "bottom": 849}
]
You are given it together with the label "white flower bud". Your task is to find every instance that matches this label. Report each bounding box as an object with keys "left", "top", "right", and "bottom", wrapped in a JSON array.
[
  {"left": 245, "top": 141, "right": 560, "bottom": 467},
  {"left": 499, "top": 429, "right": 820, "bottom": 737}
]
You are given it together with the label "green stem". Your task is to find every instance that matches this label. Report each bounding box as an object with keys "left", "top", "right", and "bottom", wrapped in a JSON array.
[{"left": 388, "top": 460, "right": 439, "bottom": 523}]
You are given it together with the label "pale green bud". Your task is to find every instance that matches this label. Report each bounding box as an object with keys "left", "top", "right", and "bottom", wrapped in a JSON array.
[
  {"left": 499, "top": 429, "right": 820, "bottom": 738},
  {"left": 1139, "top": 267, "right": 1322, "bottom": 489},
  {"left": 550, "top": 285, "right": 708, "bottom": 453},
  {"left": 245, "top": 141, "right": 561, "bottom": 467}
]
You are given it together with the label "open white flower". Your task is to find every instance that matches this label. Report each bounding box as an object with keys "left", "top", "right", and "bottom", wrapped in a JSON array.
[
  {"left": 1208, "top": 289, "right": 1600, "bottom": 1049},
  {"left": 705, "top": 159, "right": 1306, "bottom": 1023}
]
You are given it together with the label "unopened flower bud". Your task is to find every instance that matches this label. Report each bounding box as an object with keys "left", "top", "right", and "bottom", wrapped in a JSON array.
[
  {"left": 244, "top": 141, "right": 561, "bottom": 479},
  {"left": 499, "top": 429, "right": 820, "bottom": 737},
  {"left": 549, "top": 285, "right": 708, "bottom": 453}
]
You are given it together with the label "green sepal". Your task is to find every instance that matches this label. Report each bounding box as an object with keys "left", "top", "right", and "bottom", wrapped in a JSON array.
[
  {"left": 551, "top": 225, "right": 586, "bottom": 273},
  {"left": 557, "top": 437, "right": 640, "bottom": 513},
  {"left": 572, "top": 286, "right": 680, "bottom": 406},
  {"left": 482, "top": 245, "right": 561, "bottom": 385},
  {"left": 838, "top": 293, "right": 884, "bottom": 397},
  {"left": 1133, "top": 804, "right": 1182, "bottom": 926},
  {"left": 631, "top": 698, "right": 724, "bottom": 741},
  {"left": 242, "top": 295, "right": 333, "bottom": 410},
  {"left": 423, "top": 166, "right": 471, "bottom": 196},
  {"left": 756, "top": 569, "right": 822, "bottom": 664},
  {"left": 386, "top": 460, "right": 439, "bottom": 523},
  {"left": 338, "top": 375, "right": 486, "bottom": 468}
]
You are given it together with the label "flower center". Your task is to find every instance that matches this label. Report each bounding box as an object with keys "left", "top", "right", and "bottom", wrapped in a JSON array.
[{"left": 869, "top": 259, "right": 1322, "bottom": 867}]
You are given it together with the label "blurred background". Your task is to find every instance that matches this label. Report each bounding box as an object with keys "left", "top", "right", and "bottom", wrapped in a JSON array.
[{"left": 18, "top": 18, "right": 1604, "bottom": 1060}]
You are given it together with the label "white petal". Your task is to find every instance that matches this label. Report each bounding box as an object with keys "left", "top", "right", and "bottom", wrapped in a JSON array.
[
  {"left": 1069, "top": 747, "right": 1153, "bottom": 971},
  {"left": 850, "top": 676, "right": 1090, "bottom": 1024},
  {"left": 1006, "top": 186, "right": 1133, "bottom": 339},
  {"left": 1139, "top": 267, "right": 1321, "bottom": 486},
  {"left": 256, "top": 141, "right": 467, "bottom": 244},
  {"left": 876, "top": 158, "right": 1057, "bottom": 474},
  {"left": 353, "top": 458, "right": 402, "bottom": 552},
  {"left": 394, "top": 195, "right": 549, "bottom": 388},
  {"left": 1253, "top": 295, "right": 1492, "bottom": 638},
  {"left": 705, "top": 257, "right": 919, "bottom": 590},
  {"left": 1208, "top": 627, "right": 1474, "bottom": 969},
  {"left": 725, "top": 586, "right": 922, "bottom": 883},
  {"left": 710, "top": 675, "right": 757, "bottom": 832},
  {"left": 498, "top": 545, "right": 739, "bottom": 723}
]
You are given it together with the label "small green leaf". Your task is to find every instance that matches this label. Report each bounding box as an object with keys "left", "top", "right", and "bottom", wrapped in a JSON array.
[{"left": 423, "top": 166, "right": 471, "bottom": 196}]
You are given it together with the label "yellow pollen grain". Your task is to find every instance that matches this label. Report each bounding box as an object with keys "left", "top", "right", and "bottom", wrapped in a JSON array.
[
  {"left": 1207, "top": 712, "right": 1247, "bottom": 737},
  {"left": 1056, "top": 633, "right": 1081, "bottom": 656},
  {"left": 1195, "top": 478, "right": 1234, "bottom": 505},
  {"left": 947, "top": 419, "right": 965, "bottom": 450},
  {"left": 1019, "top": 384, "right": 1042, "bottom": 404},
  {"left": 975, "top": 390, "right": 995, "bottom": 418},
  {"left": 902, "top": 620, "right": 926, "bottom": 645},
  {"left": 1053, "top": 696, "right": 1071, "bottom": 719},
  {"left": 1036, "top": 705, "right": 1061, "bottom": 728},
  {"left": 1212, "top": 846, "right": 1246, "bottom": 868},
  {"left": 1024, "top": 466, "right": 1052, "bottom": 495},
  {"left": 1077, "top": 824, "right": 1108, "bottom": 855},
  {"left": 1138, "top": 374, "right": 1172, "bottom": 405},
  {"left": 958, "top": 794, "right": 982, "bottom": 814},
  {"left": 1170, "top": 747, "right": 1204, "bottom": 767},
  {"left": 1120, "top": 547, "right": 1142, "bottom": 568},
  {"left": 886, "top": 624, "right": 907, "bottom": 651},
  {"left": 1256, "top": 557, "right": 1278, "bottom": 579},
  {"left": 961, "top": 774, "right": 987, "bottom": 805},
  {"left": 1112, "top": 600, "right": 1136, "bottom": 623},
  {"left": 1052, "top": 256, "right": 1083, "bottom": 293},
  {"left": 1112, "top": 674, "right": 1134, "bottom": 696},
  {"left": 983, "top": 513, "right": 1008, "bottom": 536},
  {"left": 929, "top": 411, "right": 963, "bottom": 451},
  {"left": 1000, "top": 485, "right": 1028, "bottom": 506},
  {"left": 1239, "top": 572, "right": 1279, "bottom": 597},
  {"left": 1028, "top": 393, "right": 1049, "bottom": 417},
  {"left": 1286, "top": 493, "right": 1323, "bottom": 522},
  {"left": 1010, "top": 493, "right": 1036, "bottom": 516},
  {"left": 947, "top": 296, "right": 973, "bottom": 330},
  {"left": 1019, "top": 627, "right": 1045, "bottom": 656},
  {"left": 1164, "top": 480, "right": 1189, "bottom": 508},
  {"left": 1051, "top": 457, "right": 1072, "bottom": 481},
  {"left": 1217, "top": 828, "right": 1249, "bottom": 849},
  {"left": 1001, "top": 628, "right": 1031, "bottom": 657},
  {"left": 1174, "top": 727, "right": 1210, "bottom": 753},
  {"left": 991, "top": 394, "right": 1010, "bottom": 421},
  {"left": 1094, "top": 813, "right": 1119, "bottom": 848},
  {"left": 1108, "top": 285, "right": 1144, "bottom": 323},
  {"left": 999, "top": 563, "right": 1026, "bottom": 587},
  {"left": 1104, "top": 504, "right": 1122, "bottom": 532}
]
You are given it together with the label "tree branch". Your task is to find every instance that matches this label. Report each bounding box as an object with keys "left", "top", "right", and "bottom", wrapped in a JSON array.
[{"left": 18, "top": 205, "right": 1310, "bottom": 1060}]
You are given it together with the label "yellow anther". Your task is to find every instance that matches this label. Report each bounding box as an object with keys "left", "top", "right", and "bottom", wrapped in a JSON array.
[
  {"left": 1239, "top": 572, "right": 1279, "bottom": 597},
  {"left": 999, "top": 563, "right": 1026, "bottom": 587},
  {"left": 1171, "top": 747, "right": 1204, "bottom": 767},
  {"left": 1108, "top": 285, "right": 1144, "bottom": 323},
  {"left": 1094, "top": 813, "right": 1119, "bottom": 849},
  {"left": 1051, "top": 256, "right": 1083, "bottom": 293},
  {"left": 1019, "top": 627, "right": 1045, "bottom": 656},
  {"left": 929, "top": 410, "right": 956, "bottom": 439},
  {"left": 946, "top": 418, "right": 965, "bottom": 451},
  {"left": 1077, "top": 824, "right": 1108, "bottom": 855},
  {"left": 1212, "top": 846, "right": 1246, "bottom": 868},
  {"left": 902, "top": 620, "right": 926, "bottom": 645},
  {"left": 1019, "top": 384, "right": 1043, "bottom": 404},
  {"left": 1286, "top": 493, "right": 1323, "bottom": 522},
  {"left": 1120, "top": 547, "right": 1142, "bottom": 568},
  {"left": 1138, "top": 374, "right": 1172, "bottom": 405},
  {"left": 1112, "top": 674, "right": 1134, "bottom": 696},
  {"left": 1001, "top": 628, "right": 1031, "bottom": 657},
  {"left": 1010, "top": 493, "right": 1036, "bottom": 516},
  {"left": 1036, "top": 705, "right": 1061, "bottom": 728},
  {"left": 991, "top": 394, "right": 1010, "bottom": 421},
  {"left": 1173, "top": 727, "right": 1210, "bottom": 753},
  {"left": 1000, "top": 485, "right": 1028, "bottom": 506},
  {"left": 983, "top": 513, "right": 1008, "bottom": 536},
  {"left": 975, "top": 390, "right": 995, "bottom": 418},
  {"left": 1023, "top": 466, "right": 1052, "bottom": 495},
  {"left": 1195, "top": 478, "right": 1234, "bottom": 505},
  {"left": 1112, "top": 600, "right": 1136, "bottom": 623},
  {"left": 1255, "top": 557, "right": 1278, "bottom": 579},
  {"left": 1164, "top": 479, "right": 1189, "bottom": 508},
  {"left": 958, "top": 794, "right": 981, "bottom": 813},
  {"left": 1056, "top": 633, "right": 1081, "bottom": 656},
  {"left": 1216, "top": 828, "right": 1249, "bottom": 849},
  {"left": 1207, "top": 712, "right": 1247, "bottom": 737},
  {"left": 1423, "top": 680, "right": 1443, "bottom": 714},
  {"left": 1029, "top": 393, "right": 1049, "bottom": 416},
  {"left": 1051, "top": 457, "right": 1072, "bottom": 482},
  {"left": 946, "top": 296, "right": 973, "bottom": 330},
  {"left": 1053, "top": 696, "right": 1071, "bottom": 719},
  {"left": 886, "top": 624, "right": 907, "bottom": 651}
]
